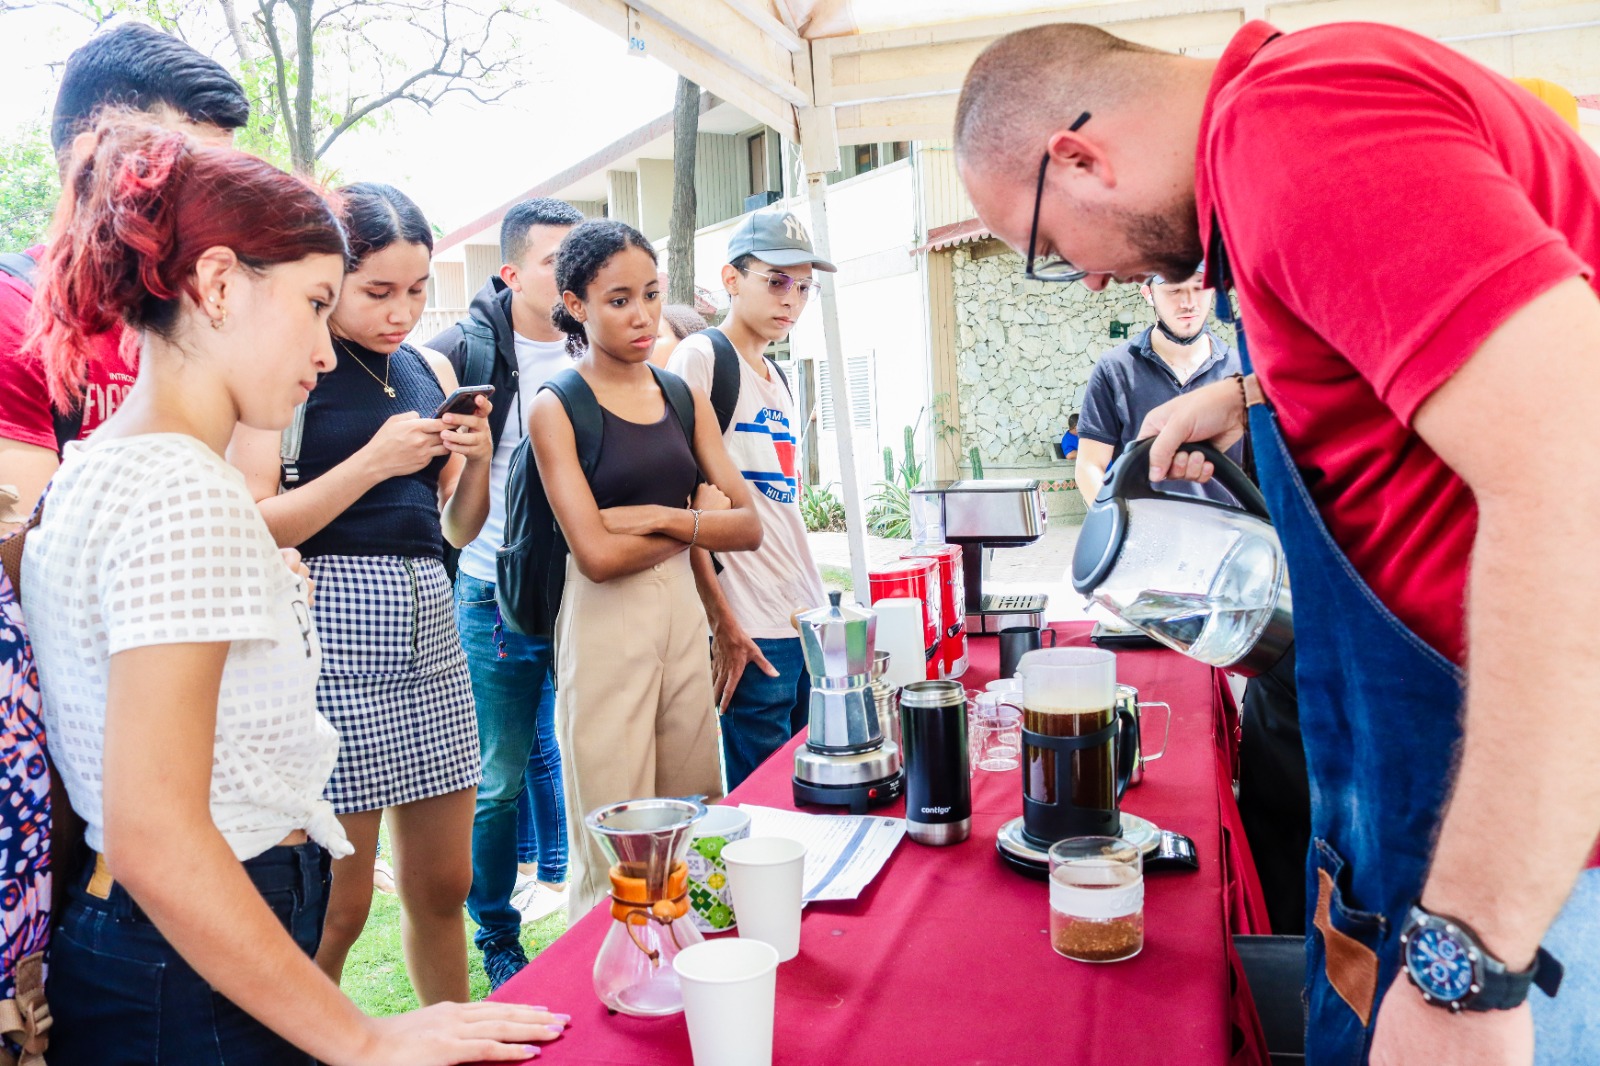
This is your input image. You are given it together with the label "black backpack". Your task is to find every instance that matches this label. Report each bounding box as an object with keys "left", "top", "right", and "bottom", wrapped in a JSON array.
[
  {"left": 0, "top": 252, "right": 84, "bottom": 454},
  {"left": 495, "top": 364, "right": 697, "bottom": 637},
  {"left": 705, "top": 326, "right": 789, "bottom": 434}
]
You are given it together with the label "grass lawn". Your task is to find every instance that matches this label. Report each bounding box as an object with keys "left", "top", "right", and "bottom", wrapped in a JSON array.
[{"left": 339, "top": 890, "right": 570, "bottom": 1014}]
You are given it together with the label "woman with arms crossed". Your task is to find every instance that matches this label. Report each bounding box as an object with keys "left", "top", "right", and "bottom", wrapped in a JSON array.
[
  {"left": 532, "top": 220, "right": 761, "bottom": 915},
  {"left": 23, "top": 118, "right": 564, "bottom": 1064}
]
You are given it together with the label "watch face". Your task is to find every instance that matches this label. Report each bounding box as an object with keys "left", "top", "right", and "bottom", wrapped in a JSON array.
[{"left": 1406, "top": 924, "right": 1477, "bottom": 1003}]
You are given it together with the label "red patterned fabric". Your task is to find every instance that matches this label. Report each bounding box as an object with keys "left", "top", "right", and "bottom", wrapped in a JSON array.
[{"left": 487, "top": 623, "right": 1269, "bottom": 1066}]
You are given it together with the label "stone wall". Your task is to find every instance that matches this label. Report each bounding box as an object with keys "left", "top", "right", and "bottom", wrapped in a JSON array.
[{"left": 953, "top": 243, "right": 1151, "bottom": 471}]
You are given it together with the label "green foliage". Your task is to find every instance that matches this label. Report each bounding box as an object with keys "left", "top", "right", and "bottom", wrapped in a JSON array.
[
  {"left": 867, "top": 426, "right": 924, "bottom": 539},
  {"left": 801, "top": 482, "right": 847, "bottom": 533},
  {"left": 867, "top": 479, "right": 912, "bottom": 539},
  {"left": 0, "top": 126, "right": 60, "bottom": 250},
  {"left": 969, "top": 446, "right": 984, "bottom": 479},
  {"left": 340, "top": 886, "right": 568, "bottom": 1015},
  {"left": 819, "top": 564, "right": 854, "bottom": 593}
]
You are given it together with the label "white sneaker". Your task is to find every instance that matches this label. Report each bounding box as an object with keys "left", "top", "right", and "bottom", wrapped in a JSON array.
[{"left": 512, "top": 881, "right": 567, "bottom": 924}]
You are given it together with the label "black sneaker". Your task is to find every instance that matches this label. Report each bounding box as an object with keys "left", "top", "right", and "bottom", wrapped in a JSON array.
[{"left": 483, "top": 939, "right": 529, "bottom": 991}]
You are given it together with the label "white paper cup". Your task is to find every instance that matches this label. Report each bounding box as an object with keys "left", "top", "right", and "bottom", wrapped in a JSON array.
[
  {"left": 685, "top": 805, "right": 752, "bottom": 932},
  {"left": 673, "top": 939, "right": 780, "bottom": 1066},
  {"left": 722, "top": 836, "right": 806, "bottom": 962}
]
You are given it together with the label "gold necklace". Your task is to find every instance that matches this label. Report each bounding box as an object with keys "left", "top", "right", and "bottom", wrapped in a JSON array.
[{"left": 335, "top": 337, "right": 396, "bottom": 398}]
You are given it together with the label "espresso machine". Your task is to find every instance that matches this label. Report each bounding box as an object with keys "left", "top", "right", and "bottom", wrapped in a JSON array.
[
  {"left": 792, "top": 592, "right": 905, "bottom": 813},
  {"left": 910, "top": 480, "right": 1049, "bottom": 635}
]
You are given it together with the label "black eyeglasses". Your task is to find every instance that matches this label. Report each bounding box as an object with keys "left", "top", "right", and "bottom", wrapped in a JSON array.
[
  {"left": 1025, "top": 111, "right": 1092, "bottom": 283},
  {"left": 742, "top": 267, "right": 821, "bottom": 301}
]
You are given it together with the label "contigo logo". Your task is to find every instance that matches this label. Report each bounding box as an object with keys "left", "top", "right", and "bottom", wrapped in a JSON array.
[{"left": 920, "top": 805, "right": 952, "bottom": 815}]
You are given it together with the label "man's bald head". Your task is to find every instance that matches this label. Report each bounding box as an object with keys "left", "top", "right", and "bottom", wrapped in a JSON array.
[{"left": 955, "top": 24, "right": 1167, "bottom": 178}]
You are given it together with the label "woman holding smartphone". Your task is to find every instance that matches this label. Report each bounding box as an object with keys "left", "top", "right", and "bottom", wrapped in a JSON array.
[
  {"left": 531, "top": 220, "right": 762, "bottom": 914},
  {"left": 24, "top": 118, "right": 563, "bottom": 1064},
  {"left": 230, "top": 183, "right": 492, "bottom": 1005}
]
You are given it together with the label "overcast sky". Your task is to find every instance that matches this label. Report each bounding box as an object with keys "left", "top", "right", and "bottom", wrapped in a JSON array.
[{"left": 0, "top": 3, "right": 680, "bottom": 233}]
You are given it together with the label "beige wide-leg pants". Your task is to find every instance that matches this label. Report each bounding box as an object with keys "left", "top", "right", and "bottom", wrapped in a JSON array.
[{"left": 555, "top": 552, "right": 724, "bottom": 917}]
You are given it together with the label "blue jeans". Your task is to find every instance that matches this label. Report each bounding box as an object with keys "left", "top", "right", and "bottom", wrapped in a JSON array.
[
  {"left": 455, "top": 574, "right": 565, "bottom": 951},
  {"left": 1532, "top": 866, "right": 1600, "bottom": 1063},
  {"left": 720, "top": 637, "right": 809, "bottom": 791},
  {"left": 47, "top": 843, "right": 330, "bottom": 1065}
]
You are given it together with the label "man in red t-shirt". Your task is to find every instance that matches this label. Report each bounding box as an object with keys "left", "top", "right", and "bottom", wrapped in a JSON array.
[
  {"left": 956, "top": 20, "right": 1599, "bottom": 1066},
  {"left": 0, "top": 23, "right": 247, "bottom": 529}
]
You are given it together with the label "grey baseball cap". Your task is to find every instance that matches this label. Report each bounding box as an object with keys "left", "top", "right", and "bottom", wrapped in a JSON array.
[{"left": 725, "top": 209, "right": 837, "bottom": 272}]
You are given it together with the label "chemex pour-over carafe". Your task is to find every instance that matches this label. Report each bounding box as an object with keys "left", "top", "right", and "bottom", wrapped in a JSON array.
[
  {"left": 1070, "top": 438, "right": 1292, "bottom": 676},
  {"left": 584, "top": 797, "right": 707, "bottom": 1016}
]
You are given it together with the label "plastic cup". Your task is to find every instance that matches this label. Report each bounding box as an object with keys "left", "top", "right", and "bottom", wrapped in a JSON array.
[
  {"left": 673, "top": 939, "right": 780, "bottom": 1066},
  {"left": 722, "top": 837, "right": 806, "bottom": 962}
]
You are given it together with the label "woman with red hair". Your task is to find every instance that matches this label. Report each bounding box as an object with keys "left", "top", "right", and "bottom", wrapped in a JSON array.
[{"left": 20, "top": 116, "right": 565, "bottom": 1065}]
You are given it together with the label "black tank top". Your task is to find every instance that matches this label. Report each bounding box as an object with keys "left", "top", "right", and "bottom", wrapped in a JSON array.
[
  {"left": 588, "top": 402, "right": 697, "bottom": 510},
  {"left": 296, "top": 341, "right": 448, "bottom": 559}
]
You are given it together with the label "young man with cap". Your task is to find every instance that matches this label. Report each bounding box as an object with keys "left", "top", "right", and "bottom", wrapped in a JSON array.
[
  {"left": 0, "top": 22, "right": 248, "bottom": 527},
  {"left": 1074, "top": 267, "right": 1240, "bottom": 506},
  {"left": 423, "top": 197, "right": 583, "bottom": 988},
  {"left": 666, "top": 210, "right": 832, "bottom": 790},
  {"left": 954, "top": 20, "right": 1599, "bottom": 1066}
]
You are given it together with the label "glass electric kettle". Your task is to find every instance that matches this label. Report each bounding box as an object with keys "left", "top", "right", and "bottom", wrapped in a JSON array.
[{"left": 1070, "top": 438, "right": 1292, "bottom": 676}]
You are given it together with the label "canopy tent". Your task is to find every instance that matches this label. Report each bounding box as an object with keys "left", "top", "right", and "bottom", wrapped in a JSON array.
[{"left": 558, "top": 0, "right": 1600, "bottom": 595}]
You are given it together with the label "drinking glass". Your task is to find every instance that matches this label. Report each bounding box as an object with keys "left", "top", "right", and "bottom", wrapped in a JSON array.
[{"left": 1049, "top": 835, "right": 1144, "bottom": 963}]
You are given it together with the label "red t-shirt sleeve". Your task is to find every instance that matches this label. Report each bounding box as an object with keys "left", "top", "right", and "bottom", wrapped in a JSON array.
[
  {"left": 0, "top": 277, "right": 59, "bottom": 451},
  {"left": 1211, "top": 62, "right": 1590, "bottom": 425}
]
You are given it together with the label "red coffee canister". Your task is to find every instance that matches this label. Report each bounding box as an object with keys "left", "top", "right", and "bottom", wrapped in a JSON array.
[
  {"left": 901, "top": 543, "right": 968, "bottom": 679},
  {"left": 868, "top": 558, "right": 943, "bottom": 680}
]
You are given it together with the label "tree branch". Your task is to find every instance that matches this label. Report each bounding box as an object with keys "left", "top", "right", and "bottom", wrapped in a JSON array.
[
  {"left": 256, "top": 0, "right": 299, "bottom": 161},
  {"left": 219, "top": 0, "right": 255, "bottom": 63}
]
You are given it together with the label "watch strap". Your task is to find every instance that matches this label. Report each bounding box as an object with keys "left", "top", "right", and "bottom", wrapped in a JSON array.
[{"left": 1465, "top": 945, "right": 1564, "bottom": 1011}]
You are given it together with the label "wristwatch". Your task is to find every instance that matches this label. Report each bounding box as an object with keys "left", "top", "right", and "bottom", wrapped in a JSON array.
[{"left": 1400, "top": 903, "right": 1564, "bottom": 1012}]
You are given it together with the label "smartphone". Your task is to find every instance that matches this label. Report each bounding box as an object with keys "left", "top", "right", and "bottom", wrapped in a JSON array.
[{"left": 434, "top": 384, "right": 494, "bottom": 419}]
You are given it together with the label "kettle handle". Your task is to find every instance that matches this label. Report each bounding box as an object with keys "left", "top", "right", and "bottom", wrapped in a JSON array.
[{"left": 1103, "top": 436, "right": 1272, "bottom": 522}]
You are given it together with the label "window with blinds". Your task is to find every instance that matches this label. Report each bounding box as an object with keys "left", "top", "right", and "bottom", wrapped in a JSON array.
[{"left": 816, "top": 351, "right": 875, "bottom": 431}]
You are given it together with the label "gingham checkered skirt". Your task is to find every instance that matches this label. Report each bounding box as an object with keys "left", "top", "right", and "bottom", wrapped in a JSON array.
[{"left": 306, "top": 555, "right": 480, "bottom": 814}]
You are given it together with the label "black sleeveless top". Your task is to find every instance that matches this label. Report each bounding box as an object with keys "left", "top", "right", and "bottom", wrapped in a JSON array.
[
  {"left": 297, "top": 341, "right": 448, "bottom": 560},
  {"left": 589, "top": 402, "right": 698, "bottom": 510}
]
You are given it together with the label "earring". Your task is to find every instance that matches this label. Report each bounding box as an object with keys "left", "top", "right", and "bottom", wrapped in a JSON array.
[{"left": 211, "top": 310, "right": 228, "bottom": 330}]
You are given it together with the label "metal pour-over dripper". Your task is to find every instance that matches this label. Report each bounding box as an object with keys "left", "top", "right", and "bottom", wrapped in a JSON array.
[{"left": 584, "top": 797, "right": 707, "bottom": 1016}]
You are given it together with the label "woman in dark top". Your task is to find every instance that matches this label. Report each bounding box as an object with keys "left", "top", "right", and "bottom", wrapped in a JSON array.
[
  {"left": 230, "top": 183, "right": 493, "bottom": 1006},
  {"left": 529, "top": 220, "right": 761, "bottom": 916}
]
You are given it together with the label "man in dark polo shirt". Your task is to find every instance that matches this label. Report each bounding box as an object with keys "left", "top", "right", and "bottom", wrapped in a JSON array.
[{"left": 1074, "top": 267, "right": 1240, "bottom": 505}]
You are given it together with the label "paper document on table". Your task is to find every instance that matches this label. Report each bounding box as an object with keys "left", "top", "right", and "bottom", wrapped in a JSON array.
[{"left": 738, "top": 805, "right": 905, "bottom": 904}]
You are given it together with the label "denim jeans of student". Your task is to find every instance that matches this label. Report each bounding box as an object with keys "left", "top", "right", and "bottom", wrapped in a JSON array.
[
  {"left": 720, "top": 636, "right": 809, "bottom": 791},
  {"left": 46, "top": 843, "right": 330, "bottom": 1066},
  {"left": 455, "top": 573, "right": 566, "bottom": 952}
]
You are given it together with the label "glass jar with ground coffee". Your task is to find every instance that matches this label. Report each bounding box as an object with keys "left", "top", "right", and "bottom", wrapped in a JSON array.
[{"left": 1049, "top": 835, "right": 1144, "bottom": 963}]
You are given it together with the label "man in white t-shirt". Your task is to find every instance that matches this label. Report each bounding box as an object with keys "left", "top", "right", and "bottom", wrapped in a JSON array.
[
  {"left": 667, "top": 211, "right": 833, "bottom": 789},
  {"left": 423, "top": 198, "right": 580, "bottom": 989}
]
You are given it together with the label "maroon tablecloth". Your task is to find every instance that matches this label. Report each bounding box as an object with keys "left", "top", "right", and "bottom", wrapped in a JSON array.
[{"left": 488, "top": 622, "right": 1270, "bottom": 1066}]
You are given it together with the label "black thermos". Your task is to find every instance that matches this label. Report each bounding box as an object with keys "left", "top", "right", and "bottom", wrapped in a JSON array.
[{"left": 900, "top": 680, "right": 971, "bottom": 845}]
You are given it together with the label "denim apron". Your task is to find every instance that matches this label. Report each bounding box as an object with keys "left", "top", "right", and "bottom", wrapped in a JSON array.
[{"left": 1214, "top": 277, "right": 1464, "bottom": 1065}]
